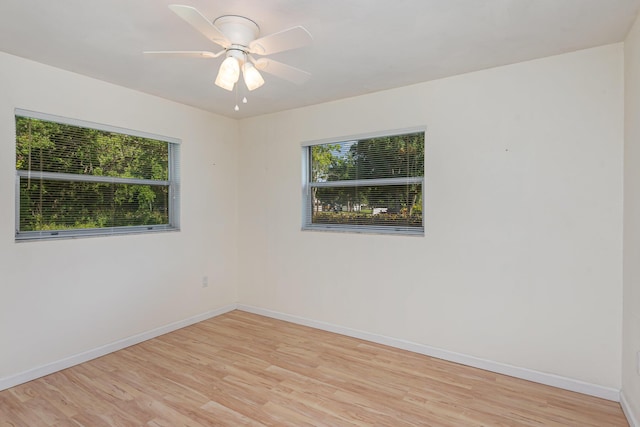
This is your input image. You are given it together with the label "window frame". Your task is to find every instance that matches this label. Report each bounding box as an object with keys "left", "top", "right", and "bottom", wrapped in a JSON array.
[
  {"left": 14, "top": 109, "right": 181, "bottom": 241},
  {"left": 301, "top": 127, "right": 425, "bottom": 236}
]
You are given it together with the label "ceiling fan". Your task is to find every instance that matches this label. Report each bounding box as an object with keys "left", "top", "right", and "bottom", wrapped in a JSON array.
[{"left": 145, "top": 5, "right": 313, "bottom": 97}]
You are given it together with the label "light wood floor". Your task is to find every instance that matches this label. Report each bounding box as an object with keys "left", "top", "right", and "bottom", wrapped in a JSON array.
[{"left": 0, "top": 310, "right": 628, "bottom": 426}]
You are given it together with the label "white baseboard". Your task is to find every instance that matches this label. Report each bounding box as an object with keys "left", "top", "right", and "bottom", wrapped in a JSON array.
[
  {"left": 0, "top": 303, "right": 237, "bottom": 392},
  {"left": 237, "top": 304, "right": 621, "bottom": 402},
  {"left": 622, "top": 391, "right": 640, "bottom": 427}
]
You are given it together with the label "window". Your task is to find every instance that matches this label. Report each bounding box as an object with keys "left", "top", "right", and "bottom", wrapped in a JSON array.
[
  {"left": 15, "top": 109, "right": 180, "bottom": 241},
  {"left": 302, "top": 129, "right": 425, "bottom": 235}
]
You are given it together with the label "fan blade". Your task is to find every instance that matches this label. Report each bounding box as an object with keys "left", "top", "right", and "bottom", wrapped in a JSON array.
[
  {"left": 143, "top": 50, "right": 222, "bottom": 59},
  {"left": 249, "top": 26, "right": 312, "bottom": 55},
  {"left": 168, "top": 5, "right": 229, "bottom": 48},
  {"left": 254, "top": 58, "right": 311, "bottom": 85}
]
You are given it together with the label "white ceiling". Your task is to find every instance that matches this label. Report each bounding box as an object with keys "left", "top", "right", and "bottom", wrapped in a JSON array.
[{"left": 0, "top": 0, "right": 638, "bottom": 119}]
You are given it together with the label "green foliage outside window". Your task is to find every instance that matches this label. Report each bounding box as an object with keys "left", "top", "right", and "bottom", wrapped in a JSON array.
[
  {"left": 15, "top": 115, "right": 174, "bottom": 236},
  {"left": 308, "top": 131, "right": 424, "bottom": 232}
]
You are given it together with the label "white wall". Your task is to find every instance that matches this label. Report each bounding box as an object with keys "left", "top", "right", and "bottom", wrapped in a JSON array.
[
  {"left": 0, "top": 52, "right": 239, "bottom": 380},
  {"left": 624, "top": 13, "right": 640, "bottom": 424},
  {"left": 238, "top": 44, "right": 624, "bottom": 389}
]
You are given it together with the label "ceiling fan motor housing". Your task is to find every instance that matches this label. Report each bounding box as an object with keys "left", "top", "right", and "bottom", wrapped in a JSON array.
[{"left": 213, "top": 15, "right": 259, "bottom": 49}]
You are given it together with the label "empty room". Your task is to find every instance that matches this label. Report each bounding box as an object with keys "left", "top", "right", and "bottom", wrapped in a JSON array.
[{"left": 1, "top": 0, "right": 639, "bottom": 425}]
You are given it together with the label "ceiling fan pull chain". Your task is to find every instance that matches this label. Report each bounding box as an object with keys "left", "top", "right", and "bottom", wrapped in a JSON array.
[{"left": 234, "top": 80, "right": 240, "bottom": 111}]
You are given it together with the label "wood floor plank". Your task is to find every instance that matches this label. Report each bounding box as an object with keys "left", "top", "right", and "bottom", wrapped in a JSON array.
[{"left": 0, "top": 310, "right": 629, "bottom": 426}]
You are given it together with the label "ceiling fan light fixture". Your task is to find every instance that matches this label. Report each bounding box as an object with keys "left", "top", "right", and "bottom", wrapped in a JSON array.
[
  {"left": 215, "top": 56, "right": 240, "bottom": 91},
  {"left": 242, "top": 62, "right": 265, "bottom": 91},
  {"left": 215, "top": 72, "right": 236, "bottom": 91}
]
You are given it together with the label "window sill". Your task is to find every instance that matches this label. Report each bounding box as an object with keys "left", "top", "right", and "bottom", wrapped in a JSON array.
[
  {"left": 15, "top": 226, "right": 179, "bottom": 242},
  {"left": 302, "top": 224, "right": 424, "bottom": 237}
]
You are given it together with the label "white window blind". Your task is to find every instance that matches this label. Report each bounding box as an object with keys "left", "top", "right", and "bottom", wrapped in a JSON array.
[
  {"left": 302, "top": 129, "right": 425, "bottom": 235},
  {"left": 15, "top": 109, "right": 180, "bottom": 241}
]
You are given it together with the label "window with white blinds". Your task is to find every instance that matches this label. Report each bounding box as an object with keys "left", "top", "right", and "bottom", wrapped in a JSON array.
[
  {"left": 302, "top": 129, "right": 425, "bottom": 235},
  {"left": 14, "top": 109, "right": 180, "bottom": 241}
]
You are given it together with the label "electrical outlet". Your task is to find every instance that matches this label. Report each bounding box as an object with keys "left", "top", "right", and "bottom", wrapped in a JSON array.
[{"left": 202, "top": 276, "right": 209, "bottom": 288}]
